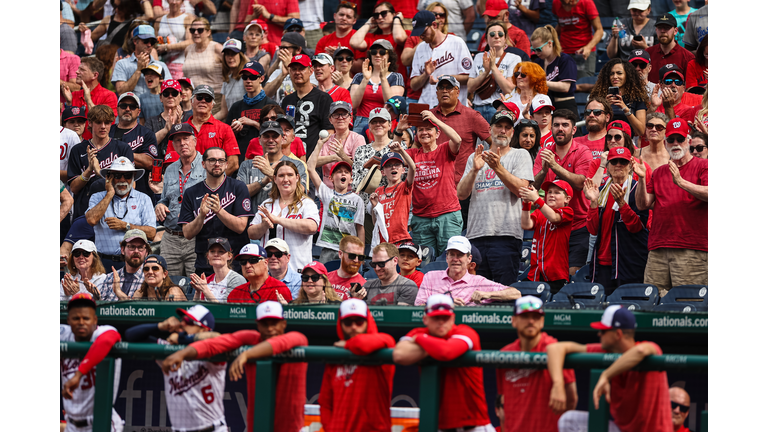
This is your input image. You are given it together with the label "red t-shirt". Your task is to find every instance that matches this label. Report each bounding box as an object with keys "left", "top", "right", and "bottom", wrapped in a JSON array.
[
  {"left": 540, "top": 131, "right": 555, "bottom": 147},
  {"left": 315, "top": 31, "right": 367, "bottom": 59},
  {"left": 685, "top": 60, "right": 707, "bottom": 89},
  {"left": 226, "top": 277, "right": 293, "bottom": 302},
  {"left": 363, "top": 31, "right": 411, "bottom": 91},
  {"left": 376, "top": 0, "right": 418, "bottom": 18},
  {"left": 404, "top": 35, "right": 423, "bottom": 100},
  {"left": 327, "top": 270, "right": 367, "bottom": 300},
  {"left": 72, "top": 84, "right": 118, "bottom": 141},
  {"left": 407, "top": 142, "right": 461, "bottom": 218},
  {"left": 552, "top": 0, "right": 599, "bottom": 54},
  {"left": 405, "top": 325, "right": 490, "bottom": 429},
  {"left": 431, "top": 103, "right": 491, "bottom": 184},
  {"left": 187, "top": 116, "right": 240, "bottom": 156},
  {"left": 573, "top": 135, "right": 604, "bottom": 160},
  {"left": 402, "top": 270, "right": 424, "bottom": 287},
  {"left": 497, "top": 332, "right": 576, "bottom": 432},
  {"left": 326, "top": 85, "right": 353, "bottom": 104},
  {"left": 245, "top": 136, "right": 306, "bottom": 159},
  {"left": 533, "top": 141, "right": 592, "bottom": 231},
  {"left": 262, "top": 42, "right": 278, "bottom": 59},
  {"left": 529, "top": 206, "right": 573, "bottom": 282},
  {"left": 260, "top": 0, "right": 300, "bottom": 45},
  {"left": 374, "top": 180, "right": 413, "bottom": 244},
  {"left": 655, "top": 102, "right": 697, "bottom": 124},
  {"left": 647, "top": 44, "right": 695, "bottom": 84},
  {"left": 586, "top": 342, "right": 673, "bottom": 432},
  {"left": 646, "top": 156, "right": 707, "bottom": 251}
]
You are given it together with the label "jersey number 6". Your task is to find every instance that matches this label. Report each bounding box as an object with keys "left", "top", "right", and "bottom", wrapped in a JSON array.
[{"left": 201, "top": 385, "right": 215, "bottom": 404}]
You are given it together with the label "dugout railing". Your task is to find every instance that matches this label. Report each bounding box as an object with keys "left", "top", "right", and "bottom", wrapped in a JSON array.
[{"left": 60, "top": 342, "right": 708, "bottom": 432}]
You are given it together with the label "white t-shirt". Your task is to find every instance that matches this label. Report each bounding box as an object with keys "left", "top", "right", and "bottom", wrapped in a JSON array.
[
  {"left": 60, "top": 273, "right": 107, "bottom": 301},
  {"left": 60, "top": 126, "right": 80, "bottom": 172},
  {"left": 410, "top": 34, "right": 473, "bottom": 108},
  {"left": 417, "top": 0, "right": 474, "bottom": 40},
  {"left": 469, "top": 51, "right": 522, "bottom": 106},
  {"left": 316, "top": 183, "right": 365, "bottom": 250},
  {"left": 250, "top": 197, "right": 320, "bottom": 273},
  {"left": 207, "top": 270, "right": 247, "bottom": 301},
  {"left": 298, "top": 0, "right": 323, "bottom": 31}
]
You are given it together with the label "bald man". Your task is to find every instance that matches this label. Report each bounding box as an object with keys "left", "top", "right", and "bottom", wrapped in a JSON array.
[{"left": 670, "top": 386, "right": 691, "bottom": 432}]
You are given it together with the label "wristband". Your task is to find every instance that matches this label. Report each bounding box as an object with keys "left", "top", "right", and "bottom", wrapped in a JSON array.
[
  {"left": 535, "top": 198, "right": 545, "bottom": 208},
  {"left": 394, "top": 130, "right": 403, "bottom": 136},
  {"left": 269, "top": 13, "right": 275, "bottom": 21},
  {"left": 522, "top": 202, "right": 532, "bottom": 211},
  {"left": 80, "top": 173, "right": 89, "bottom": 182}
]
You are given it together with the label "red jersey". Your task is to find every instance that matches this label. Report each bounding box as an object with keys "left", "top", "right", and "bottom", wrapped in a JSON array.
[
  {"left": 72, "top": 84, "right": 119, "bottom": 140},
  {"left": 675, "top": 426, "right": 691, "bottom": 432},
  {"left": 646, "top": 156, "right": 707, "bottom": 252},
  {"left": 327, "top": 270, "right": 367, "bottom": 300},
  {"left": 572, "top": 135, "right": 604, "bottom": 160},
  {"left": 431, "top": 102, "right": 491, "bottom": 184},
  {"left": 376, "top": 0, "right": 418, "bottom": 18},
  {"left": 540, "top": 130, "right": 555, "bottom": 147},
  {"left": 407, "top": 142, "right": 461, "bottom": 218},
  {"left": 226, "top": 277, "right": 293, "bottom": 303},
  {"left": 402, "top": 270, "right": 424, "bottom": 287},
  {"left": 552, "top": 0, "right": 599, "bottom": 54},
  {"left": 532, "top": 141, "right": 592, "bottom": 231},
  {"left": 320, "top": 309, "right": 395, "bottom": 432},
  {"left": 261, "top": 0, "right": 300, "bottom": 45},
  {"left": 405, "top": 325, "right": 490, "bottom": 430},
  {"left": 404, "top": 35, "right": 423, "bottom": 100},
  {"left": 374, "top": 180, "right": 413, "bottom": 244},
  {"left": 326, "top": 85, "right": 353, "bottom": 104},
  {"left": 190, "top": 330, "right": 308, "bottom": 432},
  {"left": 187, "top": 115, "right": 240, "bottom": 156},
  {"left": 315, "top": 31, "right": 367, "bottom": 59},
  {"left": 363, "top": 32, "right": 411, "bottom": 91},
  {"left": 245, "top": 136, "right": 306, "bottom": 159},
  {"left": 497, "top": 332, "right": 576, "bottom": 432},
  {"left": 655, "top": 101, "right": 697, "bottom": 124},
  {"left": 529, "top": 206, "right": 573, "bottom": 282},
  {"left": 586, "top": 342, "right": 673, "bottom": 432}
]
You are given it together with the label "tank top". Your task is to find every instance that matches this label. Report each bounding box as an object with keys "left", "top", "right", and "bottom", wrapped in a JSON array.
[
  {"left": 183, "top": 41, "right": 223, "bottom": 94},
  {"left": 158, "top": 13, "right": 188, "bottom": 64},
  {"left": 105, "top": 14, "right": 132, "bottom": 46}
]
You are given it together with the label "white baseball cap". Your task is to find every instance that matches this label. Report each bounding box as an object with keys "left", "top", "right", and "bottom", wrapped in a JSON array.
[
  {"left": 445, "top": 236, "right": 472, "bottom": 254},
  {"left": 340, "top": 299, "right": 368, "bottom": 319},
  {"left": 425, "top": 294, "right": 454, "bottom": 316},
  {"left": 264, "top": 238, "right": 290, "bottom": 254},
  {"left": 176, "top": 305, "right": 215, "bottom": 330},
  {"left": 72, "top": 239, "right": 97, "bottom": 253},
  {"left": 627, "top": 0, "right": 651, "bottom": 10},
  {"left": 530, "top": 94, "right": 555, "bottom": 113},
  {"left": 514, "top": 295, "right": 544, "bottom": 316},
  {"left": 256, "top": 301, "right": 284, "bottom": 321},
  {"left": 368, "top": 107, "right": 391, "bottom": 122}
]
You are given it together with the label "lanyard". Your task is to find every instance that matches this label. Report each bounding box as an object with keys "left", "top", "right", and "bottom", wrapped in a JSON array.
[{"left": 178, "top": 169, "right": 192, "bottom": 203}]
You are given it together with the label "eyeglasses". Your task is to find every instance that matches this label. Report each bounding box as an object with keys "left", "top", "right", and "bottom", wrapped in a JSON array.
[
  {"left": 335, "top": 55, "right": 353, "bottom": 62},
  {"left": 663, "top": 78, "right": 684, "bottom": 86},
  {"left": 606, "top": 133, "right": 623, "bottom": 142},
  {"left": 369, "top": 48, "right": 388, "bottom": 56},
  {"left": 331, "top": 112, "right": 351, "bottom": 119},
  {"left": 111, "top": 172, "right": 134, "bottom": 180},
  {"left": 666, "top": 136, "right": 686, "bottom": 144},
  {"left": 266, "top": 250, "right": 285, "bottom": 258},
  {"left": 118, "top": 103, "right": 139, "bottom": 110},
  {"left": 195, "top": 94, "right": 214, "bottom": 103},
  {"left": 518, "top": 119, "right": 538, "bottom": 127},
  {"left": 436, "top": 85, "right": 454, "bottom": 92},
  {"left": 609, "top": 158, "right": 630, "bottom": 166},
  {"left": 239, "top": 256, "right": 265, "bottom": 265},
  {"left": 372, "top": 10, "right": 390, "bottom": 19},
  {"left": 584, "top": 109, "right": 606, "bottom": 117},
  {"left": 645, "top": 123, "right": 666, "bottom": 131},
  {"left": 241, "top": 74, "right": 261, "bottom": 81},
  {"left": 671, "top": 402, "right": 690, "bottom": 413},
  {"left": 488, "top": 31, "right": 505, "bottom": 38},
  {"left": 531, "top": 41, "right": 550, "bottom": 54},
  {"left": 206, "top": 158, "right": 227, "bottom": 165},
  {"left": 301, "top": 273, "right": 323, "bottom": 282},
  {"left": 513, "top": 71, "right": 527, "bottom": 79},
  {"left": 341, "top": 316, "right": 367, "bottom": 327},
  {"left": 370, "top": 255, "right": 395, "bottom": 268},
  {"left": 631, "top": 61, "right": 648, "bottom": 70},
  {"left": 190, "top": 27, "right": 206, "bottom": 34},
  {"left": 690, "top": 145, "right": 706, "bottom": 152},
  {"left": 125, "top": 244, "right": 145, "bottom": 251},
  {"left": 161, "top": 89, "right": 179, "bottom": 97},
  {"left": 143, "top": 265, "right": 163, "bottom": 272},
  {"left": 433, "top": 12, "right": 446, "bottom": 18},
  {"left": 343, "top": 251, "right": 366, "bottom": 262},
  {"left": 72, "top": 250, "right": 92, "bottom": 258}
]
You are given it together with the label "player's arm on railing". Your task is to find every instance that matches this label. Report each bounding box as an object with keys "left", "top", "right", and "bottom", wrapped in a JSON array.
[
  {"left": 592, "top": 342, "right": 660, "bottom": 409},
  {"left": 412, "top": 333, "right": 470, "bottom": 361},
  {"left": 62, "top": 329, "right": 120, "bottom": 399},
  {"left": 343, "top": 333, "right": 396, "bottom": 355},
  {"left": 230, "top": 331, "right": 308, "bottom": 381},
  {"left": 546, "top": 341, "right": 587, "bottom": 415},
  {"left": 392, "top": 338, "right": 430, "bottom": 365}
]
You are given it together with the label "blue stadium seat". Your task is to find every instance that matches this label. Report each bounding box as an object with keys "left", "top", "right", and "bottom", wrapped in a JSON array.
[
  {"left": 520, "top": 242, "right": 532, "bottom": 267},
  {"left": 575, "top": 92, "right": 589, "bottom": 120},
  {"left": 606, "top": 283, "right": 660, "bottom": 311},
  {"left": 652, "top": 302, "right": 702, "bottom": 313},
  {"left": 363, "top": 268, "right": 379, "bottom": 280},
  {"left": 420, "top": 245, "right": 436, "bottom": 266},
  {"left": 545, "top": 283, "right": 605, "bottom": 310},
  {"left": 312, "top": 244, "right": 322, "bottom": 259},
  {"left": 570, "top": 265, "right": 591, "bottom": 283},
  {"left": 523, "top": 230, "right": 534, "bottom": 241},
  {"left": 466, "top": 28, "right": 484, "bottom": 53},
  {"left": 422, "top": 261, "right": 449, "bottom": 273},
  {"left": 324, "top": 260, "right": 341, "bottom": 272},
  {"left": 170, "top": 276, "right": 192, "bottom": 300},
  {"left": 517, "top": 265, "right": 530, "bottom": 282},
  {"left": 657, "top": 285, "right": 708, "bottom": 311},
  {"left": 512, "top": 281, "right": 551, "bottom": 302}
]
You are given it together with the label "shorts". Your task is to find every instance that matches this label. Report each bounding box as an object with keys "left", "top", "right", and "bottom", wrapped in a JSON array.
[
  {"left": 568, "top": 226, "right": 590, "bottom": 269},
  {"left": 557, "top": 410, "right": 620, "bottom": 432},
  {"left": 644, "top": 248, "right": 708, "bottom": 296}
]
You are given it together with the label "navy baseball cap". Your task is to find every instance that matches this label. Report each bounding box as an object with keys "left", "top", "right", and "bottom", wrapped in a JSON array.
[
  {"left": 275, "top": 114, "right": 295, "bottom": 130},
  {"left": 235, "top": 244, "right": 267, "bottom": 259},
  {"left": 381, "top": 152, "right": 404, "bottom": 167},
  {"left": 62, "top": 105, "right": 87, "bottom": 123},
  {"left": 207, "top": 237, "right": 232, "bottom": 252},
  {"left": 168, "top": 123, "right": 196, "bottom": 140},
  {"left": 284, "top": 18, "right": 304, "bottom": 30},
  {"left": 659, "top": 63, "right": 684, "bottom": 81},
  {"left": 385, "top": 96, "right": 407, "bottom": 117},
  {"left": 590, "top": 305, "right": 636, "bottom": 330},
  {"left": 242, "top": 61, "right": 265, "bottom": 77},
  {"left": 144, "top": 254, "right": 167, "bottom": 271},
  {"left": 628, "top": 49, "right": 651, "bottom": 64},
  {"left": 333, "top": 46, "right": 354, "bottom": 58},
  {"left": 177, "top": 305, "right": 215, "bottom": 331},
  {"left": 411, "top": 10, "right": 436, "bottom": 37},
  {"left": 470, "top": 243, "right": 482, "bottom": 266}
]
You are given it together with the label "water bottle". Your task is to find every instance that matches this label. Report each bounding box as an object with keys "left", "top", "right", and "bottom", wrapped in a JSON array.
[{"left": 614, "top": 17, "right": 626, "bottom": 39}]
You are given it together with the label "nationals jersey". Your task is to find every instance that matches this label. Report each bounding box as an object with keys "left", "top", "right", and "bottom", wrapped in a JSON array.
[
  {"left": 155, "top": 339, "right": 227, "bottom": 431},
  {"left": 60, "top": 325, "right": 123, "bottom": 429},
  {"left": 250, "top": 197, "right": 320, "bottom": 273},
  {"left": 411, "top": 34, "right": 472, "bottom": 108},
  {"left": 529, "top": 206, "right": 574, "bottom": 282},
  {"left": 61, "top": 127, "right": 81, "bottom": 172}
]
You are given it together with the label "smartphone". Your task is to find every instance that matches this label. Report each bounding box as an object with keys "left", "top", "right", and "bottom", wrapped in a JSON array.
[
  {"left": 608, "top": 86, "right": 620, "bottom": 95},
  {"left": 350, "top": 283, "right": 363, "bottom": 294},
  {"left": 151, "top": 158, "right": 163, "bottom": 182},
  {"left": 633, "top": 35, "right": 643, "bottom": 41}
]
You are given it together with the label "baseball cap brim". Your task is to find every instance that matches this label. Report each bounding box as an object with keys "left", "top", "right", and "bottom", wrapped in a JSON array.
[
  {"left": 176, "top": 308, "right": 212, "bottom": 330},
  {"left": 426, "top": 308, "right": 454, "bottom": 317},
  {"left": 628, "top": 55, "right": 650, "bottom": 63},
  {"left": 411, "top": 25, "right": 429, "bottom": 38},
  {"left": 590, "top": 321, "right": 613, "bottom": 330}
]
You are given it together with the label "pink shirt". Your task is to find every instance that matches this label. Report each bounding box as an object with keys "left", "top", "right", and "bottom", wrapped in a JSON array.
[
  {"left": 320, "top": 131, "right": 366, "bottom": 189},
  {"left": 414, "top": 270, "right": 509, "bottom": 306},
  {"left": 61, "top": 49, "right": 81, "bottom": 105}
]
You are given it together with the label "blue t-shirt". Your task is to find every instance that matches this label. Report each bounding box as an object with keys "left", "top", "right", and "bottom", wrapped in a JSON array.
[
  {"left": 534, "top": 54, "right": 577, "bottom": 98},
  {"left": 669, "top": 8, "right": 698, "bottom": 45}
]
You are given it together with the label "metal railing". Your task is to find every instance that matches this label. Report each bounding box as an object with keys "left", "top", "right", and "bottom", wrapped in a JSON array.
[{"left": 61, "top": 342, "right": 707, "bottom": 432}]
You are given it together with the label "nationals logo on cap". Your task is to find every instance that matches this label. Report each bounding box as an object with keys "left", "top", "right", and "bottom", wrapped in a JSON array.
[
  {"left": 72, "top": 107, "right": 80, "bottom": 115},
  {"left": 616, "top": 148, "right": 625, "bottom": 154},
  {"left": 673, "top": 121, "right": 681, "bottom": 128},
  {"left": 175, "top": 124, "right": 182, "bottom": 131}
]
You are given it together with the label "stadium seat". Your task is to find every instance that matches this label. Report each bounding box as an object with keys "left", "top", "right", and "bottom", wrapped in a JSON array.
[
  {"left": 657, "top": 285, "right": 708, "bottom": 311},
  {"left": 363, "top": 268, "right": 379, "bottom": 280},
  {"left": 466, "top": 28, "right": 483, "bottom": 53},
  {"left": 523, "top": 230, "right": 534, "bottom": 241},
  {"left": 324, "top": 260, "right": 341, "bottom": 272},
  {"left": 420, "top": 245, "right": 436, "bottom": 266},
  {"left": 170, "top": 276, "right": 192, "bottom": 300},
  {"left": 520, "top": 241, "right": 532, "bottom": 267},
  {"left": 545, "top": 282, "right": 605, "bottom": 310},
  {"left": 511, "top": 281, "right": 551, "bottom": 302},
  {"left": 570, "top": 265, "right": 591, "bottom": 283},
  {"left": 364, "top": 244, "right": 372, "bottom": 258},
  {"left": 606, "top": 284, "right": 660, "bottom": 311},
  {"left": 422, "top": 261, "right": 449, "bottom": 273},
  {"left": 575, "top": 92, "right": 589, "bottom": 120},
  {"left": 312, "top": 245, "right": 322, "bottom": 259},
  {"left": 517, "top": 265, "right": 530, "bottom": 282},
  {"left": 652, "top": 302, "right": 702, "bottom": 313}
]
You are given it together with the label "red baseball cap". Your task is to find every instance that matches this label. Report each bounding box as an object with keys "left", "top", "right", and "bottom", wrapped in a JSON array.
[
  {"left": 541, "top": 179, "right": 573, "bottom": 197},
  {"left": 483, "top": 0, "right": 508, "bottom": 16},
  {"left": 330, "top": 161, "right": 352, "bottom": 175},
  {"left": 303, "top": 261, "right": 328, "bottom": 276},
  {"left": 492, "top": 100, "right": 520, "bottom": 121},
  {"left": 161, "top": 79, "right": 182, "bottom": 92},
  {"left": 607, "top": 120, "right": 631, "bottom": 136},
  {"left": 164, "top": 150, "right": 180, "bottom": 166},
  {"left": 68, "top": 292, "right": 97, "bottom": 310},
  {"left": 607, "top": 146, "right": 632, "bottom": 161},
  {"left": 289, "top": 54, "right": 312, "bottom": 68},
  {"left": 665, "top": 118, "right": 690, "bottom": 138}
]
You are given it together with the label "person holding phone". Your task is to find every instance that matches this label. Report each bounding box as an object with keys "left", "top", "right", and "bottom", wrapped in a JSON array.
[
  {"left": 606, "top": 0, "right": 657, "bottom": 61},
  {"left": 589, "top": 58, "right": 649, "bottom": 135},
  {"left": 326, "top": 236, "right": 368, "bottom": 301}
]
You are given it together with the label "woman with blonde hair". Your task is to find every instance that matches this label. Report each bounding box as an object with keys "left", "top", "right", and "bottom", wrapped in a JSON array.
[
  {"left": 282, "top": 261, "right": 343, "bottom": 305},
  {"left": 60, "top": 240, "right": 106, "bottom": 301},
  {"left": 189, "top": 237, "right": 247, "bottom": 302},
  {"left": 248, "top": 161, "right": 320, "bottom": 273},
  {"left": 132, "top": 255, "right": 186, "bottom": 301},
  {"left": 507, "top": 61, "right": 548, "bottom": 122},
  {"left": 468, "top": 21, "right": 519, "bottom": 124},
  {"left": 182, "top": 17, "right": 224, "bottom": 114},
  {"left": 215, "top": 40, "right": 248, "bottom": 121},
  {"left": 530, "top": 25, "right": 579, "bottom": 118}
]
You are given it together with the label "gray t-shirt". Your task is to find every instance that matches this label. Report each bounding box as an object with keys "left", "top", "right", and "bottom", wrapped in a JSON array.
[
  {"left": 683, "top": 5, "right": 708, "bottom": 50},
  {"left": 463, "top": 147, "right": 533, "bottom": 240},
  {"left": 614, "top": 17, "right": 657, "bottom": 62},
  {"left": 364, "top": 275, "right": 418, "bottom": 306},
  {"left": 236, "top": 154, "right": 308, "bottom": 210}
]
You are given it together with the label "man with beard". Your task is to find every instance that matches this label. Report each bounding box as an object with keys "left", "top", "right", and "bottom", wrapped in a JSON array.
[
  {"left": 110, "top": 92, "right": 159, "bottom": 200},
  {"left": 179, "top": 147, "right": 253, "bottom": 275},
  {"left": 99, "top": 230, "right": 150, "bottom": 301},
  {"left": 85, "top": 157, "right": 156, "bottom": 271},
  {"left": 187, "top": 85, "right": 240, "bottom": 176},
  {"left": 327, "top": 235, "right": 368, "bottom": 300},
  {"left": 646, "top": 13, "right": 694, "bottom": 84},
  {"left": 635, "top": 119, "right": 707, "bottom": 296},
  {"left": 533, "top": 109, "right": 592, "bottom": 276},
  {"left": 573, "top": 98, "right": 612, "bottom": 160},
  {"left": 457, "top": 110, "right": 533, "bottom": 285}
]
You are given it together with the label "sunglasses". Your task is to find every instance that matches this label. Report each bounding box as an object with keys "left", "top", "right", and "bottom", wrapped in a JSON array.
[
  {"left": 241, "top": 74, "right": 261, "bottom": 81},
  {"left": 436, "top": 85, "right": 454, "bottom": 92},
  {"left": 143, "top": 265, "right": 163, "bottom": 272},
  {"left": 631, "top": 61, "right": 648, "bottom": 70},
  {"left": 488, "top": 31, "right": 505, "bottom": 38},
  {"left": 609, "top": 158, "right": 630, "bottom": 166},
  {"left": 240, "top": 256, "right": 265, "bottom": 265},
  {"left": 118, "top": 103, "right": 139, "bottom": 110},
  {"left": 301, "top": 273, "right": 323, "bottom": 282},
  {"left": 372, "top": 10, "right": 390, "bottom": 19},
  {"left": 663, "top": 78, "right": 684, "bottom": 86},
  {"left": 433, "top": 12, "right": 446, "bottom": 18},
  {"left": 206, "top": 158, "right": 227, "bottom": 164},
  {"left": 111, "top": 172, "right": 134, "bottom": 180},
  {"left": 518, "top": 119, "right": 538, "bottom": 127},
  {"left": 266, "top": 250, "right": 285, "bottom": 258},
  {"left": 371, "top": 255, "right": 395, "bottom": 268},
  {"left": 343, "top": 251, "right": 366, "bottom": 262},
  {"left": 671, "top": 402, "right": 690, "bottom": 413},
  {"left": 584, "top": 109, "right": 606, "bottom": 117},
  {"left": 336, "top": 55, "right": 353, "bottom": 62},
  {"left": 161, "top": 89, "right": 179, "bottom": 97},
  {"left": 606, "top": 133, "right": 623, "bottom": 142},
  {"left": 190, "top": 27, "right": 207, "bottom": 34},
  {"left": 195, "top": 94, "right": 214, "bottom": 103},
  {"left": 513, "top": 71, "right": 527, "bottom": 79},
  {"left": 369, "top": 48, "right": 388, "bottom": 56},
  {"left": 690, "top": 145, "right": 706, "bottom": 152},
  {"left": 531, "top": 41, "right": 549, "bottom": 54},
  {"left": 72, "top": 250, "right": 92, "bottom": 258},
  {"left": 645, "top": 123, "right": 666, "bottom": 131},
  {"left": 425, "top": 303, "right": 453, "bottom": 314},
  {"left": 341, "top": 316, "right": 367, "bottom": 327},
  {"left": 666, "top": 136, "right": 686, "bottom": 144},
  {"left": 340, "top": 0, "right": 357, "bottom": 9},
  {"left": 286, "top": 27, "right": 302, "bottom": 33}
]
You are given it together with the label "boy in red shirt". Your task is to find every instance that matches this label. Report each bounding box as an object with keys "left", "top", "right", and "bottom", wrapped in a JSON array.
[
  {"left": 518, "top": 180, "right": 574, "bottom": 293},
  {"left": 319, "top": 299, "right": 396, "bottom": 432},
  {"left": 393, "top": 294, "right": 493, "bottom": 431},
  {"left": 370, "top": 140, "right": 416, "bottom": 246},
  {"left": 497, "top": 296, "right": 578, "bottom": 432},
  {"left": 547, "top": 305, "right": 673, "bottom": 432},
  {"left": 398, "top": 242, "right": 424, "bottom": 287},
  {"left": 161, "top": 301, "right": 308, "bottom": 432}
]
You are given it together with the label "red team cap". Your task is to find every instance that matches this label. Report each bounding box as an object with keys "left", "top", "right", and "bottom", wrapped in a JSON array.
[
  {"left": 492, "top": 100, "right": 521, "bottom": 121},
  {"left": 607, "top": 120, "right": 632, "bottom": 136},
  {"left": 303, "top": 261, "right": 329, "bottom": 276},
  {"left": 590, "top": 305, "right": 637, "bottom": 330},
  {"left": 164, "top": 150, "right": 180, "bottom": 166},
  {"left": 68, "top": 292, "right": 97, "bottom": 310},
  {"left": 483, "top": 0, "right": 508, "bottom": 16},
  {"left": 330, "top": 161, "right": 353, "bottom": 174},
  {"left": 541, "top": 179, "right": 573, "bottom": 197},
  {"left": 256, "top": 301, "right": 285, "bottom": 321},
  {"left": 340, "top": 298, "right": 368, "bottom": 319},
  {"left": 425, "top": 294, "right": 455, "bottom": 317},
  {"left": 665, "top": 118, "right": 690, "bottom": 138},
  {"left": 289, "top": 54, "right": 312, "bottom": 68},
  {"left": 607, "top": 146, "right": 632, "bottom": 161},
  {"left": 176, "top": 305, "right": 215, "bottom": 331},
  {"left": 161, "top": 79, "right": 182, "bottom": 92}
]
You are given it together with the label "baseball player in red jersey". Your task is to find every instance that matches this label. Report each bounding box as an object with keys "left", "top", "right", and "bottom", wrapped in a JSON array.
[
  {"left": 320, "top": 299, "right": 396, "bottom": 432},
  {"left": 60, "top": 293, "right": 123, "bottom": 432},
  {"left": 547, "top": 305, "right": 673, "bottom": 432},
  {"left": 393, "top": 294, "right": 494, "bottom": 432},
  {"left": 161, "top": 301, "right": 308, "bottom": 432},
  {"left": 125, "top": 305, "right": 228, "bottom": 431},
  {"left": 497, "top": 296, "right": 577, "bottom": 432}
]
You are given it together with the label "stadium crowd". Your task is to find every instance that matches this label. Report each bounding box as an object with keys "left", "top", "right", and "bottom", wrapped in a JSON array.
[{"left": 59, "top": 0, "right": 708, "bottom": 305}]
